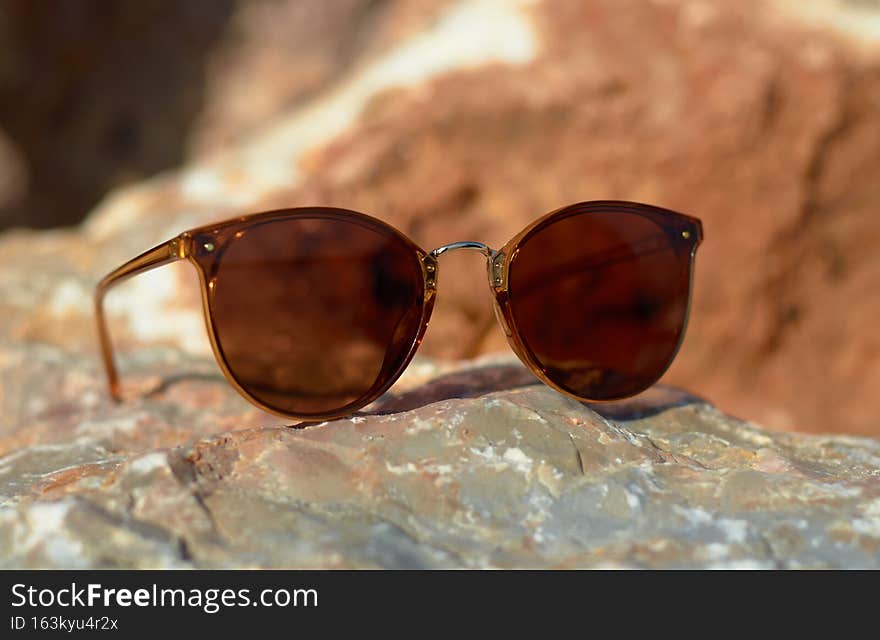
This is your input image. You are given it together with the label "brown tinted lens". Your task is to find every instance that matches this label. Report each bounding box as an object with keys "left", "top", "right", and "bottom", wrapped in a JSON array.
[
  {"left": 507, "top": 206, "right": 695, "bottom": 400},
  {"left": 208, "top": 212, "right": 426, "bottom": 416}
]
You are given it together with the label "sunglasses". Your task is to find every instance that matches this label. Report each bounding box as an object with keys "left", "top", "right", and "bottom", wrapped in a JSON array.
[{"left": 95, "top": 200, "right": 702, "bottom": 420}]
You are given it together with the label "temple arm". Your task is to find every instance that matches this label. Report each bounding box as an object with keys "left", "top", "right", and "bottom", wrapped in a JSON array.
[{"left": 94, "top": 236, "right": 185, "bottom": 400}]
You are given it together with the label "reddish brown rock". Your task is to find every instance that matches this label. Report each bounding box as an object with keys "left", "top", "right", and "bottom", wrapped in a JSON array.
[{"left": 264, "top": 0, "right": 880, "bottom": 434}]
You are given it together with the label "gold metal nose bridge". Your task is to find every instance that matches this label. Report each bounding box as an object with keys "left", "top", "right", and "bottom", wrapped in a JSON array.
[{"left": 428, "top": 241, "right": 506, "bottom": 289}]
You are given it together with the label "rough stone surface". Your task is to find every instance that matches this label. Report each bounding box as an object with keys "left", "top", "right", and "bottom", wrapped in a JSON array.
[{"left": 1, "top": 357, "right": 879, "bottom": 569}]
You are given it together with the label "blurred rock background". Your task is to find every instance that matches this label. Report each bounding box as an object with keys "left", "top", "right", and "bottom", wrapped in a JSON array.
[{"left": 0, "top": 0, "right": 878, "bottom": 435}]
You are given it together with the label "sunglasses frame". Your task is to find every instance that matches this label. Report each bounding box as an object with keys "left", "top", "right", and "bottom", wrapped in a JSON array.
[{"left": 96, "top": 201, "right": 702, "bottom": 420}]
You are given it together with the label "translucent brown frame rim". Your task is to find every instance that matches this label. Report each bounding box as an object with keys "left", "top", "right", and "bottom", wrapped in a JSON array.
[{"left": 95, "top": 200, "right": 703, "bottom": 420}]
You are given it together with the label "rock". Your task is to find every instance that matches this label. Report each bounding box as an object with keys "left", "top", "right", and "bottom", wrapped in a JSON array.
[{"left": 1, "top": 356, "right": 879, "bottom": 569}]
